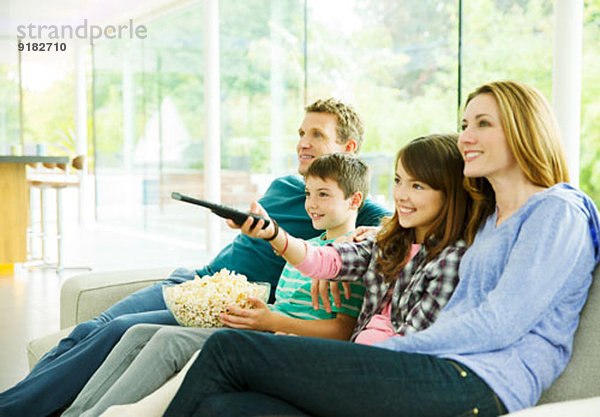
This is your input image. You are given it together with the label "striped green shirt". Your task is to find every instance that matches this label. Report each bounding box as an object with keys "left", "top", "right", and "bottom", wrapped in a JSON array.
[{"left": 270, "top": 233, "right": 366, "bottom": 320}]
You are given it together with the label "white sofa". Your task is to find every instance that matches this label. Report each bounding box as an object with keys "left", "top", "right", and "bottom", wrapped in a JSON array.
[
  {"left": 27, "top": 265, "right": 600, "bottom": 416},
  {"left": 27, "top": 266, "right": 175, "bottom": 368}
]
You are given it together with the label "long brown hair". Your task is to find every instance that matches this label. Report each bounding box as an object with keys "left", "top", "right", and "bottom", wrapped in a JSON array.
[
  {"left": 376, "top": 134, "right": 471, "bottom": 282},
  {"left": 463, "top": 81, "right": 569, "bottom": 243}
]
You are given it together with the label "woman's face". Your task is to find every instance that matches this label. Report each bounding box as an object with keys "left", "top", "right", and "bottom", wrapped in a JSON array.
[
  {"left": 458, "top": 93, "right": 519, "bottom": 181},
  {"left": 393, "top": 159, "right": 445, "bottom": 244}
]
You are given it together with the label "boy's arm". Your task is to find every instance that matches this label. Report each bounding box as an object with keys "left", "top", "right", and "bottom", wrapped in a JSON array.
[
  {"left": 228, "top": 201, "right": 311, "bottom": 266},
  {"left": 220, "top": 298, "right": 356, "bottom": 341}
]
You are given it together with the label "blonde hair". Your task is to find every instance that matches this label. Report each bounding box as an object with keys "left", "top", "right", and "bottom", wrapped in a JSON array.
[
  {"left": 463, "top": 80, "right": 570, "bottom": 242},
  {"left": 305, "top": 98, "right": 364, "bottom": 152}
]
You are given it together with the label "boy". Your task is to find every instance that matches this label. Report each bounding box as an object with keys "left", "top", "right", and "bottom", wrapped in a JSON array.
[
  {"left": 222, "top": 152, "right": 368, "bottom": 338},
  {"left": 62, "top": 152, "right": 371, "bottom": 417}
]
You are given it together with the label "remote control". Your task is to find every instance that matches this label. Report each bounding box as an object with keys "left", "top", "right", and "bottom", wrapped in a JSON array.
[{"left": 171, "top": 192, "right": 271, "bottom": 229}]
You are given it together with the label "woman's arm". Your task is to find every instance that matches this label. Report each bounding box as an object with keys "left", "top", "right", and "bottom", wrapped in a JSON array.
[{"left": 220, "top": 298, "right": 356, "bottom": 340}]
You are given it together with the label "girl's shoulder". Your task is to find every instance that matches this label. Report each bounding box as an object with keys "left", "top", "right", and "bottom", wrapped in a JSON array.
[
  {"left": 430, "top": 239, "right": 468, "bottom": 254},
  {"left": 418, "top": 240, "right": 468, "bottom": 270},
  {"left": 436, "top": 239, "right": 468, "bottom": 259}
]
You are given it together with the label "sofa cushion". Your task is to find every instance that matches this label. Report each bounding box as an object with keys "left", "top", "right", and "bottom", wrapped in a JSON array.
[{"left": 538, "top": 264, "right": 600, "bottom": 404}]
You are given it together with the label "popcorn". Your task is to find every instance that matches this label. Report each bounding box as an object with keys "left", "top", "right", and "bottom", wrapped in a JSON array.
[{"left": 163, "top": 268, "right": 270, "bottom": 327}]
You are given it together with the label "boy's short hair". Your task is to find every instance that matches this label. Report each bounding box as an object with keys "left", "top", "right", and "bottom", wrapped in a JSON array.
[
  {"left": 305, "top": 153, "right": 370, "bottom": 209},
  {"left": 305, "top": 98, "right": 364, "bottom": 152}
]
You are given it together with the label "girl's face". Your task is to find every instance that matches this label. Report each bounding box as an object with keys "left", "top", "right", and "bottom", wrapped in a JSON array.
[
  {"left": 393, "top": 159, "right": 445, "bottom": 243},
  {"left": 458, "top": 93, "right": 519, "bottom": 181}
]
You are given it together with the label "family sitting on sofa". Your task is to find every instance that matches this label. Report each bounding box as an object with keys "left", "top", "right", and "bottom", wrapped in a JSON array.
[{"left": 1, "top": 81, "right": 599, "bottom": 417}]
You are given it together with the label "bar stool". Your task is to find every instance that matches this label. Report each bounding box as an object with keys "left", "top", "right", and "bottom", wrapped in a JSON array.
[{"left": 27, "top": 155, "right": 91, "bottom": 273}]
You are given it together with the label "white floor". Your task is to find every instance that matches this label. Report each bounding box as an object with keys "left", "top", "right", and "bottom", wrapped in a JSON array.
[{"left": 0, "top": 215, "right": 235, "bottom": 391}]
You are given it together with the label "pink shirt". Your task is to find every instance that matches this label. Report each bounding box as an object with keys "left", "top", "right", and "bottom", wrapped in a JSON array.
[
  {"left": 296, "top": 242, "right": 421, "bottom": 346},
  {"left": 295, "top": 244, "right": 342, "bottom": 279}
]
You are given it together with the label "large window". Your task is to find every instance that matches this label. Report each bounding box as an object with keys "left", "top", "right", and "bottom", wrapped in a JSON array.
[
  {"left": 581, "top": 0, "right": 600, "bottom": 205},
  {"left": 92, "top": 1, "right": 306, "bottom": 239},
  {"left": 307, "top": 0, "right": 459, "bottom": 202},
  {"left": 0, "top": 37, "right": 76, "bottom": 156},
  {"left": 93, "top": 5, "right": 205, "bottom": 237},
  {"left": 92, "top": 0, "right": 463, "bottom": 237},
  {"left": 219, "top": 0, "right": 304, "bottom": 186},
  {"left": 8, "top": 0, "right": 598, "bottom": 243},
  {"left": 461, "top": 0, "right": 554, "bottom": 96}
]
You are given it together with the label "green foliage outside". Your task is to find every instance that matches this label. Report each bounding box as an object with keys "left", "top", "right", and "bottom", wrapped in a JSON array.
[{"left": 581, "top": 0, "right": 600, "bottom": 206}]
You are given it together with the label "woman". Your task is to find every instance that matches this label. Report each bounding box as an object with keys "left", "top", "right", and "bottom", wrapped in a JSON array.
[{"left": 164, "top": 81, "right": 600, "bottom": 417}]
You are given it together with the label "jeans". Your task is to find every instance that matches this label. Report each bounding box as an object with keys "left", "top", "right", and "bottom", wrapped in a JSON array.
[
  {"left": 164, "top": 330, "right": 507, "bottom": 417},
  {"left": 63, "top": 325, "right": 220, "bottom": 417},
  {"left": 0, "top": 267, "right": 197, "bottom": 417}
]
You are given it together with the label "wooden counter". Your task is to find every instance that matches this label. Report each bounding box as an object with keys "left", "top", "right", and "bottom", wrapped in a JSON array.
[{"left": 0, "top": 156, "right": 69, "bottom": 263}]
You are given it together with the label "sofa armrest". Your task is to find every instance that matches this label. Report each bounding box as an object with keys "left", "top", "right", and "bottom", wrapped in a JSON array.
[
  {"left": 537, "top": 263, "right": 600, "bottom": 404},
  {"left": 506, "top": 396, "right": 600, "bottom": 416},
  {"left": 27, "top": 326, "right": 74, "bottom": 370},
  {"left": 60, "top": 266, "right": 179, "bottom": 328},
  {"left": 27, "top": 266, "right": 183, "bottom": 370}
]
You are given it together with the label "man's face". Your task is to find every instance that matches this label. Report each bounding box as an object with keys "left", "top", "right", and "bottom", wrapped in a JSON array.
[{"left": 296, "top": 112, "right": 352, "bottom": 175}]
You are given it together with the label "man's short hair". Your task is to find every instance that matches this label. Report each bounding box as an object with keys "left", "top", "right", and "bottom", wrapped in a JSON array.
[
  {"left": 305, "top": 153, "right": 370, "bottom": 209},
  {"left": 305, "top": 98, "right": 364, "bottom": 152}
]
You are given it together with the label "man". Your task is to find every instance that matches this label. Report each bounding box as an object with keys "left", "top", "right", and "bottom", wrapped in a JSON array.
[{"left": 0, "top": 98, "right": 389, "bottom": 417}]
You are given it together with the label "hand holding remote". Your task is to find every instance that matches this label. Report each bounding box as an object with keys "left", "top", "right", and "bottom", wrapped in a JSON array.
[
  {"left": 171, "top": 192, "right": 270, "bottom": 230},
  {"left": 227, "top": 201, "right": 277, "bottom": 240}
]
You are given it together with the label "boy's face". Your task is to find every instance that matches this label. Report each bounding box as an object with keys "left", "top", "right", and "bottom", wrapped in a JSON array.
[
  {"left": 296, "top": 112, "right": 355, "bottom": 175},
  {"left": 304, "top": 176, "right": 359, "bottom": 239}
]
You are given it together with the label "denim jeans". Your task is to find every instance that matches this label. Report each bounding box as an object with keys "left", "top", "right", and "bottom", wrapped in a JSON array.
[
  {"left": 63, "top": 325, "right": 220, "bottom": 417},
  {"left": 164, "top": 329, "right": 507, "bottom": 417},
  {"left": 0, "top": 268, "right": 196, "bottom": 417}
]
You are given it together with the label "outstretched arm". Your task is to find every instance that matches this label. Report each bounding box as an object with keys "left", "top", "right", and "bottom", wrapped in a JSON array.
[{"left": 228, "top": 201, "right": 309, "bottom": 266}]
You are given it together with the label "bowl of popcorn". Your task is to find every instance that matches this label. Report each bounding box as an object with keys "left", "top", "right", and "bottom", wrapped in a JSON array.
[{"left": 162, "top": 268, "right": 271, "bottom": 327}]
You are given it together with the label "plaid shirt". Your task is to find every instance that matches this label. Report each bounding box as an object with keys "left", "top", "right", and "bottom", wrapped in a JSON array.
[{"left": 331, "top": 236, "right": 467, "bottom": 341}]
